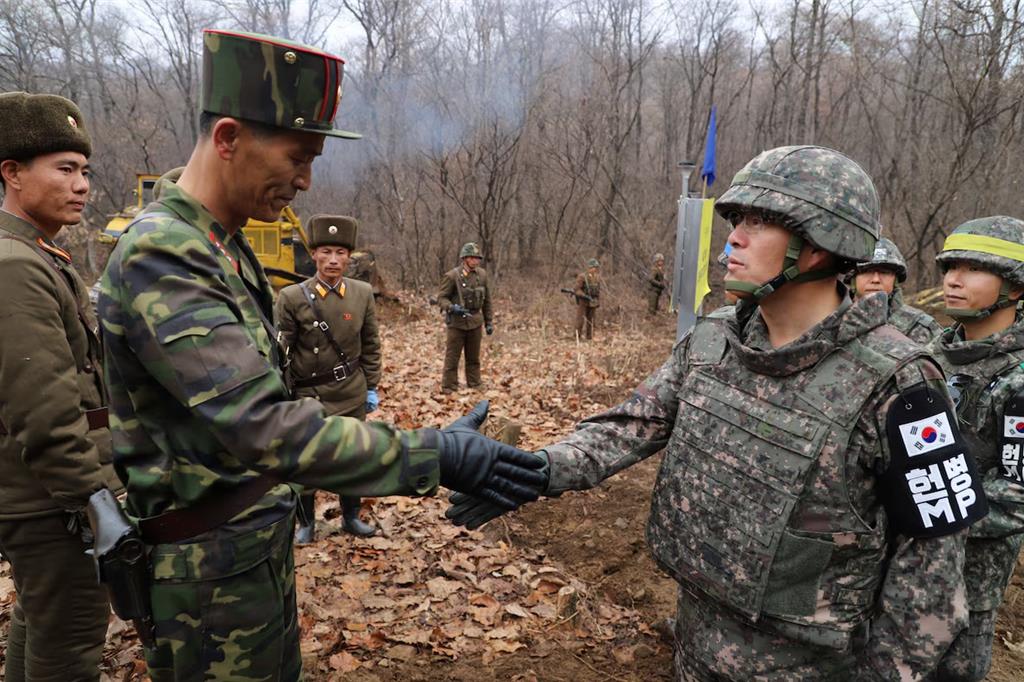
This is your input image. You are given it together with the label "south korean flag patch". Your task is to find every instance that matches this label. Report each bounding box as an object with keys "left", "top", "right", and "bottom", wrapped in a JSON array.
[
  {"left": 1000, "top": 390, "right": 1024, "bottom": 486},
  {"left": 882, "top": 385, "right": 988, "bottom": 538}
]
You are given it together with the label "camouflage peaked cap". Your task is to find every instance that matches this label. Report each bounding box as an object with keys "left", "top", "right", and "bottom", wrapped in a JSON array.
[
  {"left": 0, "top": 92, "right": 91, "bottom": 161},
  {"left": 936, "top": 216, "right": 1024, "bottom": 286},
  {"left": 856, "top": 237, "right": 907, "bottom": 282},
  {"left": 202, "top": 30, "right": 360, "bottom": 139},
  {"left": 460, "top": 242, "right": 483, "bottom": 259},
  {"left": 308, "top": 215, "right": 357, "bottom": 250},
  {"left": 587, "top": 258, "right": 600, "bottom": 268},
  {"left": 715, "top": 145, "right": 879, "bottom": 261}
]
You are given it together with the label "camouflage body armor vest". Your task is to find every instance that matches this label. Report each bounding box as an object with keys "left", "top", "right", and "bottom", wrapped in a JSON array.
[
  {"left": 935, "top": 328, "right": 1024, "bottom": 611},
  {"left": 647, "top": 311, "right": 923, "bottom": 648}
]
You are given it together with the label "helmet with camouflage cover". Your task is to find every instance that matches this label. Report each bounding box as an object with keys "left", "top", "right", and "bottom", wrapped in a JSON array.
[
  {"left": 202, "top": 29, "right": 360, "bottom": 139},
  {"left": 459, "top": 242, "right": 483, "bottom": 259},
  {"left": 653, "top": 253, "right": 665, "bottom": 263},
  {"left": 936, "top": 215, "right": 1024, "bottom": 320},
  {"left": 715, "top": 145, "right": 880, "bottom": 300},
  {"left": 587, "top": 258, "right": 600, "bottom": 268},
  {"left": 855, "top": 237, "right": 907, "bottom": 283}
]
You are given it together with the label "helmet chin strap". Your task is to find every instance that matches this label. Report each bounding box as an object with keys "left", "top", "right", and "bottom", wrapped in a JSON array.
[
  {"left": 945, "top": 280, "right": 1015, "bottom": 321},
  {"left": 724, "top": 233, "right": 838, "bottom": 302}
]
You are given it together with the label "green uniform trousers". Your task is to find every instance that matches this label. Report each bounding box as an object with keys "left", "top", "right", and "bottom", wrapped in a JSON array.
[
  {"left": 575, "top": 303, "right": 596, "bottom": 340},
  {"left": 648, "top": 290, "right": 662, "bottom": 314},
  {"left": 144, "top": 513, "right": 301, "bottom": 682},
  {"left": 0, "top": 514, "right": 108, "bottom": 682},
  {"left": 442, "top": 326, "right": 483, "bottom": 390}
]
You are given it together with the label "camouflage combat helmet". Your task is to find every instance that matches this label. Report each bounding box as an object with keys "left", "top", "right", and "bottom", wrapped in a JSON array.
[
  {"left": 936, "top": 215, "right": 1024, "bottom": 320},
  {"left": 587, "top": 258, "right": 600, "bottom": 268},
  {"left": 202, "top": 29, "right": 360, "bottom": 139},
  {"left": 459, "top": 242, "right": 483, "bottom": 259},
  {"left": 855, "top": 237, "right": 907, "bottom": 283},
  {"left": 653, "top": 253, "right": 665, "bottom": 263},
  {"left": 715, "top": 145, "right": 880, "bottom": 301}
]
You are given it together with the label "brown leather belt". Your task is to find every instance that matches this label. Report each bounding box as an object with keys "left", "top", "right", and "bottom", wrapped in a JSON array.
[
  {"left": 138, "top": 475, "right": 280, "bottom": 545},
  {"left": 292, "top": 357, "right": 361, "bottom": 389},
  {"left": 85, "top": 407, "right": 109, "bottom": 430}
]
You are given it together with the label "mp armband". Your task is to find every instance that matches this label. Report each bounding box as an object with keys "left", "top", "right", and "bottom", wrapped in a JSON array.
[
  {"left": 1000, "top": 390, "right": 1024, "bottom": 486},
  {"left": 880, "top": 385, "right": 988, "bottom": 537}
]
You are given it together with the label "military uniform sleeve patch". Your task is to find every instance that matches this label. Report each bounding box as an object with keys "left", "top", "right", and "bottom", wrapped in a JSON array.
[
  {"left": 882, "top": 385, "right": 988, "bottom": 537},
  {"left": 1000, "top": 390, "right": 1024, "bottom": 485}
]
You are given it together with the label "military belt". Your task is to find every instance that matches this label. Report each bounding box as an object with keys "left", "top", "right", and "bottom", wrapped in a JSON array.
[
  {"left": 291, "top": 357, "right": 361, "bottom": 389},
  {"left": 85, "top": 407, "right": 109, "bottom": 430},
  {"left": 137, "top": 474, "right": 280, "bottom": 545}
]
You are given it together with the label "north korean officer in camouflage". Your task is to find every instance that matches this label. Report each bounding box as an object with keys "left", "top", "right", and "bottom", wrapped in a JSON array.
[
  {"left": 438, "top": 241, "right": 493, "bottom": 392},
  {"left": 574, "top": 258, "right": 601, "bottom": 339},
  {"left": 929, "top": 216, "right": 1024, "bottom": 681},
  {"left": 98, "top": 30, "right": 547, "bottom": 681},
  {"left": 0, "top": 93, "right": 122, "bottom": 682},
  {"left": 451, "top": 146, "right": 982, "bottom": 681},
  {"left": 276, "top": 215, "right": 381, "bottom": 540},
  {"left": 852, "top": 237, "right": 943, "bottom": 344}
]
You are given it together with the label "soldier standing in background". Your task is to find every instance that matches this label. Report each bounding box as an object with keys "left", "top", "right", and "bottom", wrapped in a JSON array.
[
  {"left": 929, "top": 217, "right": 1024, "bottom": 681},
  {"left": 852, "top": 237, "right": 943, "bottom": 344},
  {"left": 438, "top": 242, "right": 493, "bottom": 392},
  {"left": 276, "top": 216, "right": 380, "bottom": 541},
  {"left": 647, "top": 253, "right": 666, "bottom": 315},
  {"left": 98, "top": 30, "right": 547, "bottom": 680},
  {"left": 574, "top": 258, "right": 601, "bottom": 339},
  {"left": 450, "top": 146, "right": 982, "bottom": 681},
  {"left": 0, "top": 92, "right": 121, "bottom": 682}
]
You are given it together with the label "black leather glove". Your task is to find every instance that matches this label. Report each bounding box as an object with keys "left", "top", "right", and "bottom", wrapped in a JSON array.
[
  {"left": 436, "top": 401, "right": 548, "bottom": 509},
  {"left": 485, "top": 323, "right": 494, "bottom": 335},
  {"left": 449, "top": 304, "right": 469, "bottom": 317}
]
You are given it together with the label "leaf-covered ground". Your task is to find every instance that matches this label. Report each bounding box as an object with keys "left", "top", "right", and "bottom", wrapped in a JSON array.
[{"left": 2, "top": 295, "right": 1023, "bottom": 680}]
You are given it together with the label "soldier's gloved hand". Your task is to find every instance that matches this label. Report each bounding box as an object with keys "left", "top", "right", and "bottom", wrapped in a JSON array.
[
  {"left": 485, "top": 323, "right": 494, "bottom": 335},
  {"left": 365, "top": 388, "right": 380, "bottom": 414},
  {"left": 436, "top": 401, "right": 548, "bottom": 510},
  {"left": 449, "top": 304, "right": 469, "bottom": 317}
]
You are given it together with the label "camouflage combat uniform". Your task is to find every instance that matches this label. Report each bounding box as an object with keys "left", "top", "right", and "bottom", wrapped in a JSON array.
[
  {"left": 545, "top": 294, "right": 971, "bottom": 680},
  {"left": 438, "top": 243, "right": 493, "bottom": 391},
  {"left": 930, "top": 217, "right": 1024, "bottom": 681},
  {"left": 853, "top": 237, "right": 943, "bottom": 345},
  {"left": 0, "top": 93, "right": 121, "bottom": 682},
  {"left": 574, "top": 261, "right": 601, "bottom": 339},
  {"left": 99, "top": 33, "right": 439, "bottom": 681},
  {"left": 647, "top": 254, "right": 666, "bottom": 315}
]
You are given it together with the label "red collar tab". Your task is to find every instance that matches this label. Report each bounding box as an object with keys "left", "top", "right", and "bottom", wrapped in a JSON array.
[{"left": 35, "top": 237, "right": 72, "bottom": 264}]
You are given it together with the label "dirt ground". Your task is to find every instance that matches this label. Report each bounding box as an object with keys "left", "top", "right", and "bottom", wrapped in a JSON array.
[{"left": 2, "top": 295, "right": 1024, "bottom": 680}]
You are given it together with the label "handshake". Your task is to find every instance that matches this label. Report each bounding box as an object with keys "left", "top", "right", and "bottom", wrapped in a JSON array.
[{"left": 435, "top": 401, "right": 548, "bottom": 529}]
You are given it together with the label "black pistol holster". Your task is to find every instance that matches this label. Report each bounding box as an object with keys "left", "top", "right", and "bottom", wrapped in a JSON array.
[{"left": 86, "top": 488, "right": 155, "bottom": 648}]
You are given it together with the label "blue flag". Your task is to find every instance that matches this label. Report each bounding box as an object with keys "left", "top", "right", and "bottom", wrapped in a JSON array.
[{"left": 701, "top": 106, "right": 717, "bottom": 186}]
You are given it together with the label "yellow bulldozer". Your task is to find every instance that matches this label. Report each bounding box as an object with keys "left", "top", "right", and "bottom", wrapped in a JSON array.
[{"left": 100, "top": 173, "right": 315, "bottom": 289}]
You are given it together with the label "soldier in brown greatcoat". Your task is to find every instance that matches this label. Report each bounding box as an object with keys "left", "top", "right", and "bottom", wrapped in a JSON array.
[
  {"left": 276, "top": 216, "right": 381, "bottom": 540},
  {"left": 0, "top": 92, "right": 121, "bottom": 682},
  {"left": 438, "top": 242, "right": 494, "bottom": 392},
  {"left": 574, "top": 258, "right": 601, "bottom": 339}
]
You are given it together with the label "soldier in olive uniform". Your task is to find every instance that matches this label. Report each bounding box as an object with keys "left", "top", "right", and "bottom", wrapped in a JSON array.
[
  {"left": 574, "top": 258, "right": 601, "bottom": 339},
  {"left": 277, "top": 216, "right": 380, "bottom": 540},
  {"left": 852, "top": 237, "right": 942, "bottom": 344},
  {"left": 0, "top": 93, "right": 121, "bottom": 682},
  {"left": 97, "top": 30, "right": 546, "bottom": 681},
  {"left": 438, "top": 242, "right": 493, "bottom": 392},
  {"left": 928, "top": 217, "right": 1024, "bottom": 681},
  {"left": 647, "top": 253, "right": 667, "bottom": 315},
  {"left": 451, "top": 146, "right": 981, "bottom": 681}
]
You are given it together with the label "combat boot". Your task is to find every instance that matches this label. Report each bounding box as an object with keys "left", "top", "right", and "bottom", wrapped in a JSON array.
[{"left": 341, "top": 496, "right": 377, "bottom": 537}]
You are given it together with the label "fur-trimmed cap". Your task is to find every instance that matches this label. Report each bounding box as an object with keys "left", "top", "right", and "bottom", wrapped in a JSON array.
[
  {"left": 308, "top": 215, "right": 358, "bottom": 250},
  {"left": 0, "top": 92, "right": 92, "bottom": 161}
]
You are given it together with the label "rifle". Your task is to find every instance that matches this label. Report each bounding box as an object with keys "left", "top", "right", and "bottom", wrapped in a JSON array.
[{"left": 560, "top": 288, "right": 592, "bottom": 303}]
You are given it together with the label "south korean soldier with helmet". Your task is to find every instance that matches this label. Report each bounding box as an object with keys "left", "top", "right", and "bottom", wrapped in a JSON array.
[
  {"left": 448, "top": 146, "right": 986, "bottom": 680},
  {"left": 851, "top": 236, "right": 943, "bottom": 344},
  {"left": 930, "top": 216, "right": 1024, "bottom": 681}
]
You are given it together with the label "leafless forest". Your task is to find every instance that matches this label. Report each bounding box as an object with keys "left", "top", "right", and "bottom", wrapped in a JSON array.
[{"left": 2, "top": 0, "right": 1023, "bottom": 291}]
